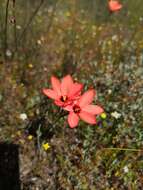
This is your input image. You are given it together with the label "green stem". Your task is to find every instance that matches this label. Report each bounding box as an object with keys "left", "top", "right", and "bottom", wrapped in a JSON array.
[
  {"left": 36, "top": 124, "right": 42, "bottom": 157},
  {"left": 4, "top": 0, "right": 10, "bottom": 58},
  {"left": 53, "top": 111, "right": 68, "bottom": 126},
  {"left": 12, "top": 0, "right": 17, "bottom": 53},
  {"left": 103, "top": 147, "right": 143, "bottom": 152}
]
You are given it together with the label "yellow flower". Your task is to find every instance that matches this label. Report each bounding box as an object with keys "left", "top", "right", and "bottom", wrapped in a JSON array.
[
  {"left": 28, "top": 64, "right": 33, "bottom": 68},
  {"left": 42, "top": 143, "right": 50, "bottom": 151},
  {"left": 65, "top": 11, "right": 71, "bottom": 17},
  {"left": 28, "top": 135, "right": 33, "bottom": 140},
  {"left": 115, "top": 171, "right": 120, "bottom": 177},
  {"left": 17, "top": 131, "right": 21, "bottom": 136},
  {"left": 101, "top": 113, "right": 107, "bottom": 119},
  {"left": 92, "top": 25, "right": 96, "bottom": 30}
]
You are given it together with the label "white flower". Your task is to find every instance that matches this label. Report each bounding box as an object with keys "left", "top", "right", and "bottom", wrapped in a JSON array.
[
  {"left": 37, "top": 40, "right": 42, "bottom": 45},
  {"left": 111, "top": 111, "right": 121, "bottom": 119},
  {"left": 112, "top": 35, "right": 118, "bottom": 41},
  {"left": 108, "top": 89, "right": 112, "bottom": 94},
  {"left": 20, "top": 113, "right": 27, "bottom": 121},
  {"left": 16, "top": 25, "right": 21, "bottom": 30},
  {"left": 6, "top": 49, "right": 12, "bottom": 57},
  {"left": 123, "top": 166, "right": 129, "bottom": 173}
]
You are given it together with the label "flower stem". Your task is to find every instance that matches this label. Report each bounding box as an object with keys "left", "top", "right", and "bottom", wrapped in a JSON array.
[
  {"left": 4, "top": 0, "right": 10, "bottom": 59},
  {"left": 102, "top": 147, "right": 143, "bottom": 152}
]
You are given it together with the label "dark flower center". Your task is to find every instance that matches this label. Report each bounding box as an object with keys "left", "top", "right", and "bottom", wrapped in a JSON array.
[
  {"left": 73, "top": 105, "right": 81, "bottom": 113},
  {"left": 60, "top": 95, "right": 68, "bottom": 102}
]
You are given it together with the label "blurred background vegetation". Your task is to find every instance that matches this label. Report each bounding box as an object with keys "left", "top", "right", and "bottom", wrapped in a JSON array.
[{"left": 0, "top": 0, "right": 143, "bottom": 189}]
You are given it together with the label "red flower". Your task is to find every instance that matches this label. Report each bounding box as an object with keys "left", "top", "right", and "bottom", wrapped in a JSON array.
[
  {"left": 108, "top": 0, "right": 122, "bottom": 12},
  {"left": 43, "top": 75, "right": 83, "bottom": 107},
  {"left": 65, "top": 89, "right": 104, "bottom": 128}
]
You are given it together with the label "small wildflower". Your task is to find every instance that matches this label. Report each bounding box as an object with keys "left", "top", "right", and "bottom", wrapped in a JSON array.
[
  {"left": 115, "top": 171, "right": 120, "bottom": 176},
  {"left": 28, "top": 135, "right": 33, "bottom": 140},
  {"left": 16, "top": 25, "right": 21, "bottom": 30},
  {"left": 108, "top": 40, "right": 112, "bottom": 46},
  {"left": 101, "top": 112, "right": 107, "bottom": 119},
  {"left": 19, "top": 113, "right": 27, "bottom": 120},
  {"left": 37, "top": 40, "right": 42, "bottom": 45},
  {"left": 111, "top": 111, "right": 121, "bottom": 119},
  {"left": 43, "top": 75, "right": 104, "bottom": 128},
  {"left": 92, "top": 25, "right": 96, "bottom": 30},
  {"left": 123, "top": 166, "right": 129, "bottom": 173},
  {"left": 28, "top": 64, "right": 33, "bottom": 68},
  {"left": 11, "top": 134, "right": 15, "bottom": 138},
  {"left": 65, "top": 11, "right": 71, "bottom": 17},
  {"left": 17, "top": 131, "right": 21, "bottom": 136},
  {"left": 42, "top": 143, "right": 50, "bottom": 151},
  {"left": 65, "top": 89, "right": 104, "bottom": 128},
  {"left": 108, "top": 0, "right": 122, "bottom": 12},
  {"left": 98, "top": 26, "right": 102, "bottom": 31},
  {"left": 6, "top": 49, "right": 12, "bottom": 57},
  {"left": 43, "top": 75, "right": 83, "bottom": 108},
  {"left": 108, "top": 89, "right": 112, "bottom": 94},
  {"left": 19, "top": 139, "right": 25, "bottom": 145},
  {"left": 112, "top": 35, "right": 118, "bottom": 41}
]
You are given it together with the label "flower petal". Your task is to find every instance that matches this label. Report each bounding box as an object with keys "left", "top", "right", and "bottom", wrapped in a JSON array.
[
  {"left": 79, "top": 89, "right": 95, "bottom": 107},
  {"left": 79, "top": 111, "right": 96, "bottom": 124},
  {"left": 43, "top": 89, "right": 58, "bottom": 100},
  {"left": 69, "top": 83, "right": 83, "bottom": 98},
  {"left": 51, "top": 76, "right": 61, "bottom": 96},
  {"left": 63, "top": 105, "right": 73, "bottom": 112},
  {"left": 54, "top": 100, "right": 64, "bottom": 107},
  {"left": 68, "top": 112, "right": 79, "bottom": 128},
  {"left": 82, "top": 105, "right": 104, "bottom": 115},
  {"left": 61, "top": 75, "right": 73, "bottom": 96}
]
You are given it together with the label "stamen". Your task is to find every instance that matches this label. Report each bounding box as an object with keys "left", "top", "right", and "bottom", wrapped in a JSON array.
[
  {"left": 60, "top": 95, "right": 68, "bottom": 102},
  {"left": 73, "top": 105, "right": 81, "bottom": 113}
]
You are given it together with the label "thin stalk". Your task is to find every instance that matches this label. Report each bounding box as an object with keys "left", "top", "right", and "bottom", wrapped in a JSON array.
[
  {"left": 46, "top": 0, "right": 59, "bottom": 33},
  {"left": 12, "top": 0, "right": 17, "bottom": 52},
  {"left": 0, "top": 3, "right": 4, "bottom": 31},
  {"left": 4, "top": 0, "right": 10, "bottom": 58},
  {"left": 103, "top": 147, "right": 143, "bottom": 152},
  {"left": 36, "top": 124, "right": 42, "bottom": 158},
  {"left": 53, "top": 112, "right": 67, "bottom": 126}
]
